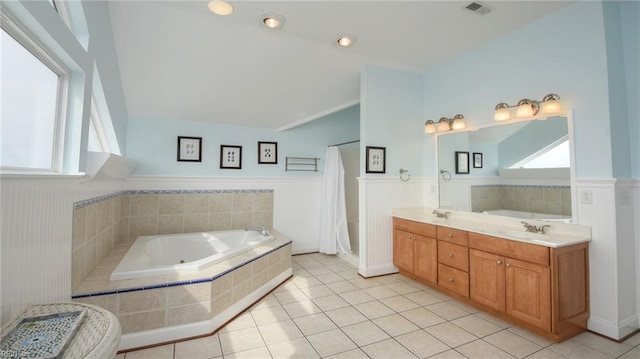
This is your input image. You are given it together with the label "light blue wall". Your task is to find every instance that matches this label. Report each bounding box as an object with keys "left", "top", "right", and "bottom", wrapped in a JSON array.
[
  {"left": 619, "top": 2, "right": 640, "bottom": 178},
  {"left": 360, "top": 65, "right": 423, "bottom": 177},
  {"left": 423, "top": 1, "right": 612, "bottom": 178},
  {"left": 437, "top": 132, "right": 469, "bottom": 178},
  {"left": 469, "top": 143, "right": 498, "bottom": 177},
  {"left": 497, "top": 117, "right": 568, "bottom": 168},
  {"left": 127, "top": 105, "right": 359, "bottom": 176}
]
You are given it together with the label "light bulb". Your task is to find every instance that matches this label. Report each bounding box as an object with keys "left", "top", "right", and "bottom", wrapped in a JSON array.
[
  {"left": 208, "top": 0, "right": 233, "bottom": 15},
  {"left": 424, "top": 121, "right": 436, "bottom": 134},
  {"left": 541, "top": 98, "right": 560, "bottom": 114},
  {"left": 263, "top": 17, "right": 280, "bottom": 28},
  {"left": 452, "top": 117, "right": 466, "bottom": 130},
  {"left": 437, "top": 119, "right": 450, "bottom": 132},
  {"left": 337, "top": 36, "right": 352, "bottom": 47},
  {"left": 494, "top": 103, "right": 510, "bottom": 121},
  {"left": 516, "top": 102, "right": 534, "bottom": 118}
]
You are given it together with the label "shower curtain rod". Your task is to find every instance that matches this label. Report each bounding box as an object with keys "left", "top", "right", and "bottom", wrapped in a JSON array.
[{"left": 328, "top": 140, "right": 360, "bottom": 147}]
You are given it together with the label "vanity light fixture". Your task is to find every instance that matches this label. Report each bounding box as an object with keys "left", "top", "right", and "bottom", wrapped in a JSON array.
[
  {"left": 208, "top": 0, "right": 233, "bottom": 16},
  {"left": 262, "top": 13, "right": 285, "bottom": 29},
  {"left": 336, "top": 34, "right": 357, "bottom": 47},
  {"left": 493, "top": 94, "right": 561, "bottom": 121},
  {"left": 424, "top": 114, "right": 466, "bottom": 134}
]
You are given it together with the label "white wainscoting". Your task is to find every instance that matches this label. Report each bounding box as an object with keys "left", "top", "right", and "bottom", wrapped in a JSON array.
[
  {"left": 124, "top": 176, "right": 323, "bottom": 254},
  {"left": 574, "top": 178, "right": 639, "bottom": 340},
  {"left": 438, "top": 177, "right": 471, "bottom": 211},
  {"left": 0, "top": 175, "right": 124, "bottom": 327},
  {"left": 358, "top": 177, "right": 427, "bottom": 277}
]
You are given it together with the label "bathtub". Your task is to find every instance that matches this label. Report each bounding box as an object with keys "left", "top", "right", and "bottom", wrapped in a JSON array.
[
  {"left": 110, "top": 229, "right": 274, "bottom": 281},
  {"left": 483, "top": 209, "right": 571, "bottom": 223}
]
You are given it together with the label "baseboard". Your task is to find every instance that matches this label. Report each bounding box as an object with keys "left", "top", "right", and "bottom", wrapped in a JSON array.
[
  {"left": 588, "top": 314, "right": 639, "bottom": 341},
  {"left": 337, "top": 252, "right": 359, "bottom": 268},
  {"left": 358, "top": 263, "right": 398, "bottom": 278},
  {"left": 118, "top": 268, "right": 292, "bottom": 350}
]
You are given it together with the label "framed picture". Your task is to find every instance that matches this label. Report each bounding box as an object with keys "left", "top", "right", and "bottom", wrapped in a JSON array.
[
  {"left": 258, "top": 142, "right": 278, "bottom": 164},
  {"left": 473, "top": 152, "right": 483, "bottom": 168},
  {"left": 177, "top": 136, "right": 202, "bottom": 162},
  {"left": 220, "top": 145, "right": 242, "bottom": 169},
  {"left": 455, "top": 151, "right": 470, "bottom": 174},
  {"left": 365, "top": 146, "right": 386, "bottom": 173}
]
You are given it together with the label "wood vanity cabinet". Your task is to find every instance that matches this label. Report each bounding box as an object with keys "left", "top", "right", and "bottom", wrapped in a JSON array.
[
  {"left": 392, "top": 218, "right": 437, "bottom": 283},
  {"left": 392, "top": 217, "right": 589, "bottom": 342}
]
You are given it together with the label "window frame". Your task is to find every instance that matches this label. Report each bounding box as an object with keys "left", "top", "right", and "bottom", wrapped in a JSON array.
[{"left": 1, "top": 10, "right": 70, "bottom": 173}]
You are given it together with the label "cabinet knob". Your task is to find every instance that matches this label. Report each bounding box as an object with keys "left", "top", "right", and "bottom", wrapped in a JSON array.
[
  {"left": 448, "top": 278, "right": 454, "bottom": 283},
  {"left": 448, "top": 233, "right": 453, "bottom": 238},
  {"left": 448, "top": 253, "right": 453, "bottom": 257},
  {"left": 506, "top": 263, "right": 511, "bottom": 267},
  {"left": 497, "top": 260, "right": 502, "bottom": 265}
]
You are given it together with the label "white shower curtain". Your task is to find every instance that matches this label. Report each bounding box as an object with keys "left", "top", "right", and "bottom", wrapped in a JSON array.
[{"left": 318, "top": 146, "right": 351, "bottom": 254}]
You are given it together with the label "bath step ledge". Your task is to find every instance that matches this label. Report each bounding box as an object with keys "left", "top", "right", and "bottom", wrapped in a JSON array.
[{"left": 118, "top": 268, "right": 292, "bottom": 351}]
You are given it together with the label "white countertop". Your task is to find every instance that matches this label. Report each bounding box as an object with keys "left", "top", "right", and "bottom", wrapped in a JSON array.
[{"left": 392, "top": 207, "right": 591, "bottom": 248}]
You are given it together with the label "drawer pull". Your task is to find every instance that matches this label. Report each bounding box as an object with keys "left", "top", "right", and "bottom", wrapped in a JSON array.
[
  {"left": 448, "top": 233, "right": 453, "bottom": 238},
  {"left": 506, "top": 263, "right": 511, "bottom": 267},
  {"left": 448, "top": 278, "right": 454, "bottom": 283},
  {"left": 448, "top": 253, "right": 453, "bottom": 257},
  {"left": 497, "top": 260, "right": 502, "bottom": 264}
]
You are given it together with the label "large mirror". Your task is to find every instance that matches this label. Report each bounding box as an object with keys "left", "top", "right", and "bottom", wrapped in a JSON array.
[{"left": 437, "top": 116, "right": 573, "bottom": 223}]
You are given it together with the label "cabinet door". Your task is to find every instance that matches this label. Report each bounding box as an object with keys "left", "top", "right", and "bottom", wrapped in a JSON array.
[
  {"left": 393, "top": 229, "right": 414, "bottom": 272},
  {"left": 506, "top": 258, "right": 551, "bottom": 331},
  {"left": 414, "top": 235, "right": 437, "bottom": 283},
  {"left": 470, "top": 249, "right": 505, "bottom": 312}
]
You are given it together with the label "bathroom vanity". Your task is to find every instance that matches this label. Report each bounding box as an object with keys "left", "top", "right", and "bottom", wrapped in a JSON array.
[{"left": 392, "top": 207, "right": 590, "bottom": 342}]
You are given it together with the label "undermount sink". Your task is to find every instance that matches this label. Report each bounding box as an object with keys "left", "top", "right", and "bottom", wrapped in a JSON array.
[{"left": 497, "top": 230, "right": 550, "bottom": 241}]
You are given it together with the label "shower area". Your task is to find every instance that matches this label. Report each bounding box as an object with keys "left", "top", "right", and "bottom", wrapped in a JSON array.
[{"left": 340, "top": 146, "right": 360, "bottom": 256}]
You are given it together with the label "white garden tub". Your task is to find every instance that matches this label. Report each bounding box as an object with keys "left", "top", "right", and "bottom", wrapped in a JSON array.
[{"left": 110, "top": 229, "right": 274, "bottom": 281}]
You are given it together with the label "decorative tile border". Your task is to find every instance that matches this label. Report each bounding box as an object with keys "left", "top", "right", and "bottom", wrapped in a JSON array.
[
  {"left": 71, "top": 240, "right": 291, "bottom": 299},
  {"left": 73, "top": 189, "right": 274, "bottom": 209}
]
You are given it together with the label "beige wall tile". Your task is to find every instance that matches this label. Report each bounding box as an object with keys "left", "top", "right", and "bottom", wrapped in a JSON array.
[
  {"left": 253, "top": 256, "right": 270, "bottom": 276},
  {"left": 253, "top": 270, "right": 270, "bottom": 290},
  {"left": 529, "top": 200, "right": 544, "bottom": 213},
  {"left": 118, "top": 218, "right": 129, "bottom": 242},
  {"left": 232, "top": 279, "right": 253, "bottom": 302},
  {"left": 72, "top": 207, "right": 86, "bottom": 251},
  {"left": 233, "top": 193, "right": 254, "bottom": 212},
  {"left": 95, "top": 231, "right": 108, "bottom": 265},
  {"left": 253, "top": 212, "right": 273, "bottom": 229},
  {"left": 209, "top": 213, "right": 232, "bottom": 231},
  {"left": 106, "top": 199, "right": 115, "bottom": 227},
  {"left": 131, "top": 194, "right": 159, "bottom": 216},
  {"left": 210, "top": 193, "right": 232, "bottom": 213},
  {"left": 184, "top": 194, "right": 209, "bottom": 214},
  {"left": 86, "top": 205, "right": 97, "bottom": 239},
  {"left": 166, "top": 283, "right": 212, "bottom": 307},
  {"left": 159, "top": 194, "right": 184, "bottom": 215},
  {"left": 118, "top": 309, "right": 166, "bottom": 334},
  {"left": 129, "top": 216, "right": 158, "bottom": 239},
  {"left": 166, "top": 302, "right": 211, "bottom": 326},
  {"left": 232, "top": 263, "right": 253, "bottom": 284},
  {"left": 157, "top": 215, "right": 184, "bottom": 235},
  {"left": 184, "top": 214, "right": 209, "bottom": 232},
  {"left": 231, "top": 212, "right": 253, "bottom": 229},
  {"left": 544, "top": 188, "right": 562, "bottom": 202},
  {"left": 85, "top": 239, "right": 97, "bottom": 275},
  {"left": 74, "top": 294, "right": 118, "bottom": 315},
  {"left": 72, "top": 249, "right": 85, "bottom": 291},
  {"left": 269, "top": 251, "right": 282, "bottom": 266},
  {"left": 211, "top": 274, "right": 232, "bottom": 298},
  {"left": 119, "top": 288, "right": 167, "bottom": 314},
  {"left": 254, "top": 193, "right": 274, "bottom": 211},
  {"left": 96, "top": 202, "right": 107, "bottom": 233},
  {"left": 544, "top": 201, "right": 562, "bottom": 215},
  {"left": 121, "top": 195, "right": 131, "bottom": 217},
  {"left": 211, "top": 291, "right": 232, "bottom": 316}
]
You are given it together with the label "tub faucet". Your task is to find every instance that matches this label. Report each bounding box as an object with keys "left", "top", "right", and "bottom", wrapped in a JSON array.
[
  {"left": 432, "top": 210, "right": 450, "bottom": 219},
  {"left": 521, "top": 221, "right": 550, "bottom": 234},
  {"left": 244, "top": 226, "right": 270, "bottom": 236}
]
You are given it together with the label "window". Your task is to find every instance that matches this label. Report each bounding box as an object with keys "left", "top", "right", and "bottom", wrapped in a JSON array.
[
  {"left": 510, "top": 137, "right": 570, "bottom": 169},
  {"left": 0, "top": 18, "right": 68, "bottom": 172}
]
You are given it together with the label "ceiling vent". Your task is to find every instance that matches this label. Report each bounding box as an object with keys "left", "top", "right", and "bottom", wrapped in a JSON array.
[{"left": 464, "top": 2, "right": 493, "bottom": 15}]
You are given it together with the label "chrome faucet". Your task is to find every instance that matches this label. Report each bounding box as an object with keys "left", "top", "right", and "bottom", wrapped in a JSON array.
[
  {"left": 244, "top": 226, "right": 270, "bottom": 236},
  {"left": 432, "top": 210, "right": 451, "bottom": 219},
  {"left": 521, "top": 221, "right": 550, "bottom": 234}
]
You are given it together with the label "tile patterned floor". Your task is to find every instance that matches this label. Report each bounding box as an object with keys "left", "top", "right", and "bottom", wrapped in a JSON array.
[{"left": 117, "top": 253, "right": 640, "bottom": 359}]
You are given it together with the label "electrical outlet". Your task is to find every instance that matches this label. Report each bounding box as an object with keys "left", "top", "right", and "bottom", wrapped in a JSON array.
[{"left": 580, "top": 189, "right": 593, "bottom": 204}]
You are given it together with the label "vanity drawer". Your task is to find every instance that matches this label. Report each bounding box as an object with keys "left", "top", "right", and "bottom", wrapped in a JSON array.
[
  {"left": 438, "top": 241, "right": 469, "bottom": 272},
  {"left": 438, "top": 264, "right": 469, "bottom": 297},
  {"left": 437, "top": 226, "right": 468, "bottom": 246},
  {"left": 469, "top": 232, "right": 550, "bottom": 266},
  {"left": 394, "top": 218, "right": 436, "bottom": 237}
]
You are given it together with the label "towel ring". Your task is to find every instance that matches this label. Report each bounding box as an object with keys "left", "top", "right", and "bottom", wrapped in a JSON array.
[
  {"left": 440, "top": 169, "right": 452, "bottom": 182},
  {"left": 399, "top": 168, "right": 410, "bottom": 182}
]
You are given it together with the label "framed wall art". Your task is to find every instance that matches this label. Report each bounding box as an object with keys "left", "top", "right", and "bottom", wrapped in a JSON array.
[
  {"left": 220, "top": 145, "right": 242, "bottom": 169},
  {"left": 473, "top": 152, "right": 483, "bottom": 168},
  {"left": 365, "top": 146, "right": 386, "bottom": 174},
  {"left": 177, "top": 136, "right": 202, "bottom": 162},
  {"left": 455, "top": 151, "right": 469, "bottom": 174},
  {"left": 258, "top": 142, "right": 278, "bottom": 164}
]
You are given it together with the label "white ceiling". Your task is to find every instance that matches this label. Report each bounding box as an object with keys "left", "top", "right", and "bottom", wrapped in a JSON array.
[{"left": 108, "top": 1, "right": 572, "bottom": 130}]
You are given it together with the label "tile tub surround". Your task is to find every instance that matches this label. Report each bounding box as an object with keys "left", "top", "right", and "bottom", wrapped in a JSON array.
[
  {"left": 72, "top": 189, "right": 274, "bottom": 290},
  {"left": 471, "top": 185, "right": 571, "bottom": 215},
  {"left": 73, "top": 232, "right": 292, "bottom": 349}
]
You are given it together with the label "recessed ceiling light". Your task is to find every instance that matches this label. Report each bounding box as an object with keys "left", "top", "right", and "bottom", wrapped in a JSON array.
[
  {"left": 261, "top": 13, "right": 285, "bottom": 30},
  {"left": 336, "top": 34, "right": 357, "bottom": 47},
  {"left": 208, "top": 0, "right": 233, "bottom": 16}
]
